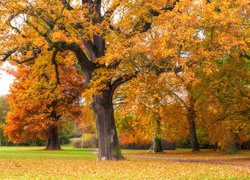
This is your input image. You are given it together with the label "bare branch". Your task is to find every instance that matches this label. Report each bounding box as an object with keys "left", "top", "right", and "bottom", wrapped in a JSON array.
[{"left": 48, "top": 41, "right": 95, "bottom": 82}]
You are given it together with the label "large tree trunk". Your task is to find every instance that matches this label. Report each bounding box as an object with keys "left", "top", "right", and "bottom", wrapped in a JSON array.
[
  {"left": 46, "top": 126, "right": 61, "bottom": 150},
  {"left": 76, "top": 1, "right": 123, "bottom": 161},
  {"left": 92, "top": 89, "right": 123, "bottom": 160},
  {"left": 187, "top": 107, "right": 200, "bottom": 152}
]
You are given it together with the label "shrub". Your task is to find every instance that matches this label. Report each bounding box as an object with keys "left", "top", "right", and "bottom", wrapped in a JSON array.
[
  {"left": 120, "top": 139, "right": 176, "bottom": 150},
  {"left": 72, "top": 134, "right": 98, "bottom": 148},
  {"left": 120, "top": 142, "right": 151, "bottom": 149},
  {"left": 242, "top": 140, "right": 250, "bottom": 149},
  {"left": 59, "top": 136, "right": 70, "bottom": 145}
]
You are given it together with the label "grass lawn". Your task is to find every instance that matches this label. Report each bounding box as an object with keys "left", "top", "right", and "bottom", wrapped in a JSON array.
[{"left": 0, "top": 146, "right": 249, "bottom": 179}]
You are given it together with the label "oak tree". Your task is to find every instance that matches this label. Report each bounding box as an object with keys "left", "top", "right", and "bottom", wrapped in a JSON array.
[{"left": 4, "top": 52, "right": 84, "bottom": 150}]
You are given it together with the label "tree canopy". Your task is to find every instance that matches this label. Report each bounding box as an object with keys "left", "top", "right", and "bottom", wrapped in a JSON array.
[
  {"left": 0, "top": 0, "right": 249, "bottom": 158},
  {"left": 4, "top": 52, "right": 84, "bottom": 149}
]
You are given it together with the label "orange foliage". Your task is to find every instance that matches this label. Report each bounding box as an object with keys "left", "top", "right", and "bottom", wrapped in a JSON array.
[
  {"left": 4, "top": 53, "right": 85, "bottom": 144},
  {"left": 115, "top": 72, "right": 189, "bottom": 144},
  {"left": 0, "top": 0, "right": 248, "bottom": 153},
  {"left": 196, "top": 53, "right": 250, "bottom": 150}
]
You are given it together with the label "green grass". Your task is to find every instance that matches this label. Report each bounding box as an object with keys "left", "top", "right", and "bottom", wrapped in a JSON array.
[{"left": 0, "top": 146, "right": 96, "bottom": 160}]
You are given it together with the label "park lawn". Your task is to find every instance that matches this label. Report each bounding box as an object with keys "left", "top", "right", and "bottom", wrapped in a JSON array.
[
  {"left": 0, "top": 146, "right": 249, "bottom": 179},
  {"left": 122, "top": 148, "right": 250, "bottom": 160}
]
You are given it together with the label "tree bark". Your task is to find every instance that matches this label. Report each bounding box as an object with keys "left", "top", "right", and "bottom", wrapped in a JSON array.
[
  {"left": 151, "top": 136, "right": 163, "bottom": 153},
  {"left": 150, "top": 113, "right": 163, "bottom": 153},
  {"left": 224, "top": 133, "right": 240, "bottom": 154},
  {"left": 92, "top": 89, "right": 123, "bottom": 160},
  {"left": 0, "top": 130, "right": 2, "bottom": 146},
  {"left": 46, "top": 126, "right": 61, "bottom": 150},
  {"left": 70, "top": 1, "right": 124, "bottom": 160},
  {"left": 187, "top": 107, "right": 200, "bottom": 151},
  {"left": 225, "top": 143, "right": 239, "bottom": 154}
]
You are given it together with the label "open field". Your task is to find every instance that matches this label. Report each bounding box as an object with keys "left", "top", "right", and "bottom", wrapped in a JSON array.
[{"left": 0, "top": 146, "right": 249, "bottom": 179}]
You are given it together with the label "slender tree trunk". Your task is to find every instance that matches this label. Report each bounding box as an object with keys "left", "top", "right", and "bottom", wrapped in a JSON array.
[
  {"left": 46, "top": 126, "right": 61, "bottom": 150},
  {"left": 0, "top": 130, "right": 2, "bottom": 146},
  {"left": 225, "top": 143, "right": 239, "bottom": 154},
  {"left": 92, "top": 89, "right": 123, "bottom": 160},
  {"left": 151, "top": 136, "right": 162, "bottom": 153},
  {"left": 187, "top": 107, "right": 200, "bottom": 151},
  {"left": 150, "top": 111, "right": 163, "bottom": 153},
  {"left": 224, "top": 133, "right": 240, "bottom": 154}
]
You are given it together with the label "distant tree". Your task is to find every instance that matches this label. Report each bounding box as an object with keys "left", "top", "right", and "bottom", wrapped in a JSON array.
[
  {"left": 0, "top": 96, "right": 10, "bottom": 146},
  {"left": 4, "top": 53, "right": 84, "bottom": 150},
  {"left": 115, "top": 72, "right": 189, "bottom": 152},
  {"left": 197, "top": 52, "right": 250, "bottom": 153}
]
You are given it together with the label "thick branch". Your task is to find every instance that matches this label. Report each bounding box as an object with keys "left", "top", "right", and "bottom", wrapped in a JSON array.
[
  {"left": 140, "top": 0, "right": 180, "bottom": 33},
  {"left": 17, "top": 48, "right": 41, "bottom": 64},
  {"left": 51, "top": 49, "right": 60, "bottom": 93},
  {"left": 16, "top": 55, "right": 37, "bottom": 64},
  {"left": 68, "top": 43, "right": 96, "bottom": 70},
  {"left": 1, "top": 48, "right": 18, "bottom": 62},
  {"left": 1, "top": 47, "right": 41, "bottom": 64},
  {"left": 82, "top": 0, "right": 93, "bottom": 5},
  {"left": 82, "top": 40, "right": 96, "bottom": 61},
  {"left": 111, "top": 71, "right": 139, "bottom": 95},
  {"left": 61, "top": 0, "right": 74, "bottom": 10},
  {"left": 66, "top": 43, "right": 96, "bottom": 82}
]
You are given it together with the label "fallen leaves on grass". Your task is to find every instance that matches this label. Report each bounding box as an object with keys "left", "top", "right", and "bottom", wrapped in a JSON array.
[{"left": 0, "top": 158, "right": 249, "bottom": 179}]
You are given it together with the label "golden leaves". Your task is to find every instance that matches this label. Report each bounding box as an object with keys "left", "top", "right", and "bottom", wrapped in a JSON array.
[
  {"left": 0, "top": 148, "right": 249, "bottom": 179},
  {"left": 4, "top": 50, "right": 85, "bottom": 144},
  {"left": 0, "top": 0, "right": 249, "bottom": 152}
]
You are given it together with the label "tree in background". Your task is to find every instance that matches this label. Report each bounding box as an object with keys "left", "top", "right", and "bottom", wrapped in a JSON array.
[
  {"left": 115, "top": 72, "right": 189, "bottom": 152},
  {"left": 4, "top": 52, "right": 84, "bottom": 150},
  {"left": 120, "top": 0, "right": 249, "bottom": 152},
  {"left": 0, "top": 96, "right": 10, "bottom": 146},
  {"left": 196, "top": 52, "right": 250, "bottom": 153},
  {"left": 76, "top": 105, "right": 96, "bottom": 134}
]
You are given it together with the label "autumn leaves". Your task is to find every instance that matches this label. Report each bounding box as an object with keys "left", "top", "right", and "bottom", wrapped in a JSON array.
[{"left": 0, "top": 0, "right": 249, "bottom": 159}]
